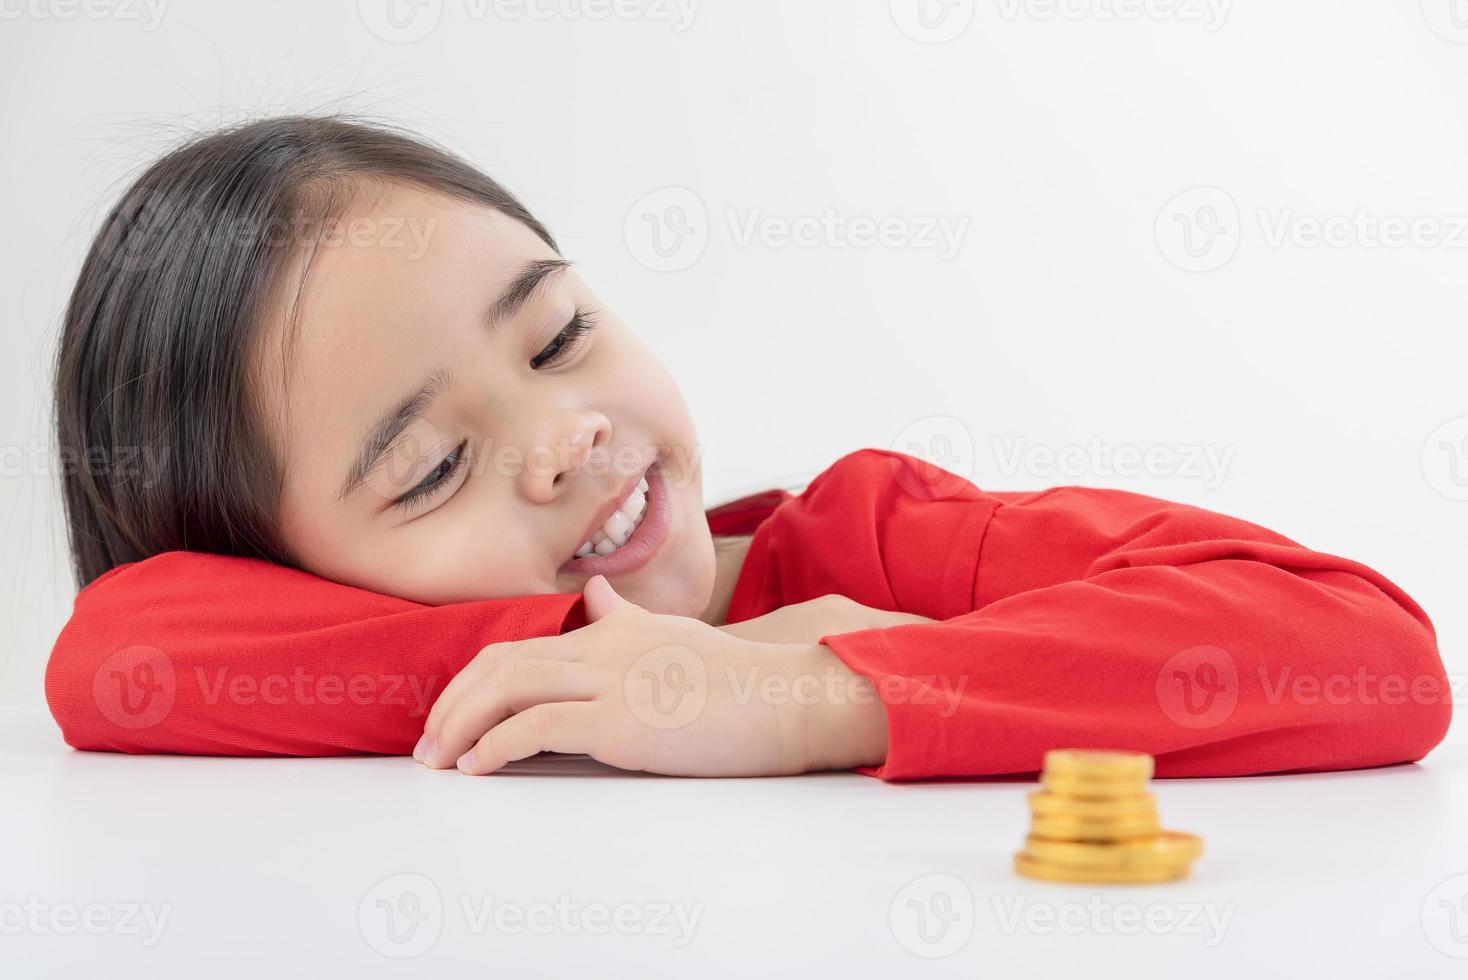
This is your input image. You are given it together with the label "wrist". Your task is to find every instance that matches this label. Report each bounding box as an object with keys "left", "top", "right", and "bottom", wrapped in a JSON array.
[{"left": 788, "top": 642, "right": 889, "bottom": 772}]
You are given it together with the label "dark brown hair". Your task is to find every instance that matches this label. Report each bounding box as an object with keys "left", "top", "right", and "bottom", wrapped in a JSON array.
[{"left": 53, "top": 114, "right": 557, "bottom": 590}]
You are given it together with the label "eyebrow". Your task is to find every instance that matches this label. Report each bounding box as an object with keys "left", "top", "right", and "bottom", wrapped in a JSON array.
[
  {"left": 487, "top": 258, "right": 572, "bottom": 329},
  {"left": 336, "top": 259, "right": 572, "bottom": 503}
]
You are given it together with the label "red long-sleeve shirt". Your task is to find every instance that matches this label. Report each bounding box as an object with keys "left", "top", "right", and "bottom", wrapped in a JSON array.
[{"left": 45, "top": 448, "right": 1451, "bottom": 779}]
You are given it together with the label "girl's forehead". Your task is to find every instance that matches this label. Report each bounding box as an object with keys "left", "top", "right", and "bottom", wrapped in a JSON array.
[
  {"left": 327, "top": 183, "right": 547, "bottom": 271},
  {"left": 261, "top": 186, "right": 559, "bottom": 371},
  {"left": 250, "top": 187, "right": 565, "bottom": 479}
]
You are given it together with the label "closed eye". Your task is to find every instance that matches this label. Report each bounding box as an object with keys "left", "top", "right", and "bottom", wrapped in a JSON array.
[
  {"left": 392, "top": 439, "right": 468, "bottom": 512},
  {"left": 530, "top": 308, "right": 597, "bottom": 369},
  {"left": 389, "top": 309, "right": 598, "bottom": 513}
]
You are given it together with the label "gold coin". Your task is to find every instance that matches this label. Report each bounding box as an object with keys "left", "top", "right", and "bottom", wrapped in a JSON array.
[
  {"left": 1023, "top": 831, "right": 1203, "bottom": 870},
  {"left": 1028, "top": 790, "right": 1157, "bottom": 819},
  {"left": 1041, "top": 773, "right": 1151, "bottom": 799},
  {"left": 1043, "top": 749, "right": 1154, "bottom": 781},
  {"left": 1014, "top": 850, "right": 1192, "bottom": 884},
  {"left": 1030, "top": 812, "right": 1161, "bottom": 842}
]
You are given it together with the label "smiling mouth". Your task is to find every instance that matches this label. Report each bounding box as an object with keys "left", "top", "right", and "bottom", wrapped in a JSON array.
[
  {"left": 571, "top": 468, "right": 651, "bottom": 561},
  {"left": 559, "top": 458, "right": 671, "bottom": 576}
]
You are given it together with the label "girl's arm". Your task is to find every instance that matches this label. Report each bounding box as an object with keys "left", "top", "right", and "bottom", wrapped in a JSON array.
[
  {"left": 44, "top": 550, "right": 587, "bottom": 756},
  {"left": 812, "top": 481, "right": 1452, "bottom": 781},
  {"left": 45, "top": 492, "right": 786, "bottom": 757}
]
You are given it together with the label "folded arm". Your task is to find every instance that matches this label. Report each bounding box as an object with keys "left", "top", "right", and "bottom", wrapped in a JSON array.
[
  {"left": 817, "top": 485, "right": 1452, "bottom": 780},
  {"left": 45, "top": 551, "right": 586, "bottom": 756}
]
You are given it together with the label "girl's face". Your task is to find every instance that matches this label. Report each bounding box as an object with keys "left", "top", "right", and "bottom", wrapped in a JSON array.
[{"left": 253, "top": 180, "right": 716, "bottom": 615}]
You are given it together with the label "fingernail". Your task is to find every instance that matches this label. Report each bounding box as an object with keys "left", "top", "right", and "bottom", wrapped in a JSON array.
[
  {"left": 411, "top": 734, "right": 426, "bottom": 760},
  {"left": 420, "top": 737, "right": 436, "bottom": 765},
  {"left": 456, "top": 748, "right": 476, "bottom": 772}
]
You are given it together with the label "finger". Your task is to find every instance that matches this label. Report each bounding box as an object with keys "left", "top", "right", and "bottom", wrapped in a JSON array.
[
  {"left": 715, "top": 607, "right": 799, "bottom": 645},
  {"left": 455, "top": 701, "right": 600, "bottom": 775},
  {"left": 582, "top": 574, "right": 636, "bottom": 623},
  {"left": 887, "top": 612, "right": 939, "bottom": 627},
  {"left": 420, "top": 659, "right": 598, "bottom": 769},
  {"left": 716, "top": 620, "right": 778, "bottom": 643},
  {"left": 715, "top": 621, "right": 759, "bottom": 640},
  {"left": 418, "top": 635, "right": 585, "bottom": 759}
]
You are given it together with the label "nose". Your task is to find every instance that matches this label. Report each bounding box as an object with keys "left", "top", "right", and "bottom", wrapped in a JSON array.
[{"left": 518, "top": 410, "right": 614, "bottom": 504}]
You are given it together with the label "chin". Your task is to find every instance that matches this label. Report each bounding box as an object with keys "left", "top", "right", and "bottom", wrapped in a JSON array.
[{"left": 645, "top": 527, "right": 716, "bottom": 619}]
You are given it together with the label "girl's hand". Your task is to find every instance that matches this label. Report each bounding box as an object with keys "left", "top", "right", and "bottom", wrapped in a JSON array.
[
  {"left": 414, "top": 576, "right": 888, "bottom": 777},
  {"left": 718, "top": 593, "right": 937, "bottom": 646}
]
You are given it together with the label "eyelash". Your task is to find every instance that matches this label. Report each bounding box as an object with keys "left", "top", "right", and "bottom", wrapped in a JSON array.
[
  {"left": 391, "top": 309, "right": 598, "bottom": 512},
  {"left": 530, "top": 308, "right": 597, "bottom": 369}
]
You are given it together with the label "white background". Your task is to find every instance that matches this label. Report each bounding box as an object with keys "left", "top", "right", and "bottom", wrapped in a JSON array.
[
  {"left": 3, "top": 2, "right": 1468, "bottom": 976},
  {"left": 2, "top": 4, "right": 1465, "bottom": 716},
  {"left": 5, "top": 707, "right": 1467, "bottom": 978}
]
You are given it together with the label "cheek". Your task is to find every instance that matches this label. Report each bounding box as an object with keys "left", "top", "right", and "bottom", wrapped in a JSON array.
[
  {"left": 285, "top": 492, "right": 545, "bottom": 605},
  {"left": 378, "top": 511, "right": 547, "bottom": 604},
  {"left": 652, "top": 484, "right": 719, "bottom": 616},
  {"left": 275, "top": 483, "right": 348, "bottom": 573}
]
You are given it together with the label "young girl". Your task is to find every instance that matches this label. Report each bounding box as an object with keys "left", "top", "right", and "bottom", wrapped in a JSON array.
[{"left": 46, "top": 115, "right": 1451, "bottom": 780}]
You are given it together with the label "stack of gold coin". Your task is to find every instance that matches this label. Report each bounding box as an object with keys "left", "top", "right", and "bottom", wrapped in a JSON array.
[{"left": 1013, "top": 749, "right": 1203, "bottom": 884}]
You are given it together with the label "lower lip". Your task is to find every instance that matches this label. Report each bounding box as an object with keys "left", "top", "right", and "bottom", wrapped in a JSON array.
[{"left": 559, "top": 462, "right": 672, "bottom": 578}]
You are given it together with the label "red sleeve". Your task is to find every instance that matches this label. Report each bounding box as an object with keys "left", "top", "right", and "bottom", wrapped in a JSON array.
[
  {"left": 44, "top": 551, "right": 586, "bottom": 757},
  {"left": 45, "top": 487, "right": 787, "bottom": 759},
  {"left": 808, "top": 456, "right": 1451, "bottom": 781}
]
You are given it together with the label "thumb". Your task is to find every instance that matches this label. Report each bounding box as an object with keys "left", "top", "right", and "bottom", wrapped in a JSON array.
[{"left": 582, "top": 574, "right": 638, "bottom": 623}]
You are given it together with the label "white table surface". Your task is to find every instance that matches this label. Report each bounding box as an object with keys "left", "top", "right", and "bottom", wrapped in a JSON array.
[{"left": 3, "top": 705, "right": 1466, "bottom": 978}]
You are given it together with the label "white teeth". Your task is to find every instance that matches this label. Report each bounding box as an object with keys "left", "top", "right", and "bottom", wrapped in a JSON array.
[
  {"left": 602, "top": 510, "right": 633, "bottom": 546},
  {"left": 570, "top": 472, "right": 653, "bottom": 561}
]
